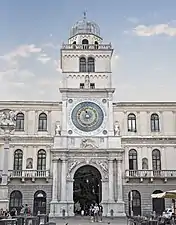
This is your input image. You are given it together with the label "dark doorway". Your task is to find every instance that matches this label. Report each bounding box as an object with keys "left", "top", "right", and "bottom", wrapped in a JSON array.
[
  {"left": 128, "top": 190, "right": 141, "bottom": 216},
  {"left": 9, "top": 190, "right": 22, "bottom": 215},
  {"left": 33, "top": 190, "right": 46, "bottom": 215},
  {"left": 152, "top": 190, "right": 165, "bottom": 215},
  {"left": 73, "top": 165, "right": 102, "bottom": 214}
]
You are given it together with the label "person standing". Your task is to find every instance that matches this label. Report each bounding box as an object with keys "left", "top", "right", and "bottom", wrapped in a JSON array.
[
  {"left": 93, "top": 203, "right": 99, "bottom": 222},
  {"left": 99, "top": 204, "right": 103, "bottom": 222}
]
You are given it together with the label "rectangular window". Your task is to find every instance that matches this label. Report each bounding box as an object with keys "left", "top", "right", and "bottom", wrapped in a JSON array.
[
  {"left": 90, "top": 83, "right": 95, "bottom": 89},
  {"left": 80, "top": 83, "right": 84, "bottom": 89}
]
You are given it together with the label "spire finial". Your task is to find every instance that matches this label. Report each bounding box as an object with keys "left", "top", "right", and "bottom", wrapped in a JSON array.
[{"left": 83, "top": 11, "right": 87, "bottom": 20}]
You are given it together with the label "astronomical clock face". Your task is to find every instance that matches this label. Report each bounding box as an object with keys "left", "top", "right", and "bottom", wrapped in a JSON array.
[{"left": 70, "top": 101, "right": 105, "bottom": 134}]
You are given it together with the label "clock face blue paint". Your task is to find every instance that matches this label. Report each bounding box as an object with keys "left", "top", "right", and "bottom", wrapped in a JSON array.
[{"left": 71, "top": 101, "right": 104, "bottom": 132}]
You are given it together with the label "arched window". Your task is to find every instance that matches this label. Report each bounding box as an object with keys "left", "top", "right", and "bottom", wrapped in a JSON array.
[
  {"left": 152, "top": 149, "right": 161, "bottom": 171},
  {"left": 128, "top": 113, "right": 137, "bottom": 132},
  {"left": 94, "top": 41, "right": 99, "bottom": 49},
  {"left": 87, "top": 57, "right": 95, "bottom": 72},
  {"left": 82, "top": 39, "right": 89, "bottom": 49},
  {"left": 151, "top": 113, "right": 160, "bottom": 132},
  {"left": 33, "top": 190, "right": 46, "bottom": 216},
  {"left": 13, "top": 149, "right": 23, "bottom": 171},
  {"left": 152, "top": 190, "right": 165, "bottom": 215},
  {"left": 129, "top": 149, "right": 138, "bottom": 170},
  {"left": 37, "top": 150, "right": 46, "bottom": 170},
  {"left": 38, "top": 113, "right": 47, "bottom": 131},
  {"left": 15, "top": 112, "right": 24, "bottom": 131},
  {"left": 9, "top": 190, "right": 22, "bottom": 214},
  {"left": 79, "top": 57, "right": 86, "bottom": 72},
  {"left": 128, "top": 190, "right": 141, "bottom": 216},
  {"left": 142, "top": 158, "right": 148, "bottom": 170},
  {"left": 72, "top": 41, "right": 76, "bottom": 49}
]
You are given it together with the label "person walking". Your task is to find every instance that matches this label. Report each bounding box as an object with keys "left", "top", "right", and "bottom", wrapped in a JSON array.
[{"left": 93, "top": 203, "right": 99, "bottom": 222}]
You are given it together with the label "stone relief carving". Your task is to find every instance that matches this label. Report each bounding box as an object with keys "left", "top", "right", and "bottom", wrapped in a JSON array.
[
  {"left": 68, "top": 160, "right": 78, "bottom": 173},
  {"left": 0, "top": 110, "right": 16, "bottom": 127},
  {"left": 114, "top": 121, "right": 120, "bottom": 136},
  {"left": 55, "top": 121, "right": 61, "bottom": 136},
  {"left": 26, "top": 158, "right": 33, "bottom": 169},
  {"left": 67, "top": 160, "right": 79, "bottom": 178},
  {"left": 97, "top": 160, "right": 108, "bottom": 173},
  {"left": 80, "top": 138, "right": 98, "bottom": 149}
]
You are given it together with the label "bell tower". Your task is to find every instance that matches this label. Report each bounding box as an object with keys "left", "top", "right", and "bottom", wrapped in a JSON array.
[
  {"left": 50, "top": 14, "right": 125, "bottom": 218},
  {"left": 60, "top": 13, "right": 115, "bottom": 137},
  {"left": 60, "top": 12, "right": 113, "bottom": 90}
]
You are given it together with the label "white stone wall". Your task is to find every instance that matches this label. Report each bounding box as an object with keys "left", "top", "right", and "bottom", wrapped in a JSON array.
[
  {"left": 113, "top": 103, "right": 176, "bottom": 172},
  {"left": 0, "top": 101, "right": 176, "bottom": 173}
]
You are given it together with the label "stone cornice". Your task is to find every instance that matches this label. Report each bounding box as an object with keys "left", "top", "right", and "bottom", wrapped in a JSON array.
[
  {"left": 59, "top": 88, "right": 115, "bottom": 93},
  {"left": 113, "top": 102, "right": 176, "bottom": 107}
]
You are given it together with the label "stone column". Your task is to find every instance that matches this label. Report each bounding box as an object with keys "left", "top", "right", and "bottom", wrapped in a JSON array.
[
  {"left": 117, "top": 159, "right": 123, "bottom": 202},
  {"left": 51, "top": 158, "right": 58, "bottom": 202},
  {"left": 0, "top": 109, "right": 16, "bottom": 210},
  {"left": 108, "top": 159, "right": 114, "bottom": 202},
  {"left": 1, "top": 136, "right": 10, "bottom": 185},
  {"left": 60, "top": 156, "right": 67, "bottom": 202}
]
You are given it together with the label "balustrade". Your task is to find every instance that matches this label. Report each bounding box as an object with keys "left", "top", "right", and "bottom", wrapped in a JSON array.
[
  {"left": 62, "top": 43, "right": 112, "bottom": 50},
  {"left": 125, "top": 169, "right": 176, "bottom": 179},
  {"left": 8, "top": 170, "right": 50, "bottom": 178}
]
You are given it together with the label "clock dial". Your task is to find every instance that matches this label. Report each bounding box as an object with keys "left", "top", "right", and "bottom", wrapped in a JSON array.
[{"left": 71, "top": 101, "right": 104, "bottom": 132}]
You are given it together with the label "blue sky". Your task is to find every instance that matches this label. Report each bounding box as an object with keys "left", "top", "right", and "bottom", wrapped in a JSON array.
[{"left": 1, "top": 0, "right": 176, "bottom": 101}]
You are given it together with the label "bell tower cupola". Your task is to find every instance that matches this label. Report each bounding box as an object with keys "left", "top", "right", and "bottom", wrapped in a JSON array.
[{"left": 60, "top": 13, "right": 113, "bottom": 90}]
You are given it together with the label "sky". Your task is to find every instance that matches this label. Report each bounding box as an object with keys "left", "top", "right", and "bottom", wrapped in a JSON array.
[{"left": 1, "top": 0, "right": 176, "bottom": 102}]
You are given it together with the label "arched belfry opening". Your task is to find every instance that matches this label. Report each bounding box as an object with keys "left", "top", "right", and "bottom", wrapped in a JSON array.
[{"left": 73, "top": 165, "right": 102, "bottom": 215}]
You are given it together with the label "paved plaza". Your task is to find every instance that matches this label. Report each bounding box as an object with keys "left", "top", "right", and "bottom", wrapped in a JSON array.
[{"left": 50, "top": 217, "right": 127, "bottom": 225}]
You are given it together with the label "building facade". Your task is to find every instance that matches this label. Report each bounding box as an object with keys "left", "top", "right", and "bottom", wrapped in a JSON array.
[{"left": 0, "top": 15, "right": 176, "bottom": 217}]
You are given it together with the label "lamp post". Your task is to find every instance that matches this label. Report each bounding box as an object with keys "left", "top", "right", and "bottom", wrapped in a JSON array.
[{"left": 0, "top": 109, "right": 16, "bottom": 209}]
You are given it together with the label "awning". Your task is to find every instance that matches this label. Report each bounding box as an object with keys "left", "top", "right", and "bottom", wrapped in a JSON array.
[{"left": 151, "top": 190, "right": 176, "bottom": 199}]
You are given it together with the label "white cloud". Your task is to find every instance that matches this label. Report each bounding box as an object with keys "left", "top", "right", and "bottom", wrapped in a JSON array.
[
  {"left": 37, "top": 56, "right": 51, "bottom": 64},
  {"left": 0, "top": 44, "right": 42, "bottom": 61},
  {"left": 134, "top": 23, "right": 176, "bottom": 36},
  {"left": 42, "top": 43, "right": 59, "bottom": 49}
]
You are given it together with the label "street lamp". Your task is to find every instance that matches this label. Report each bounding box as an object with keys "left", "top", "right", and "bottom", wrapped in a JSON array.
[{"left": 0, "top": 109, "right": 16, "bottom": 209}]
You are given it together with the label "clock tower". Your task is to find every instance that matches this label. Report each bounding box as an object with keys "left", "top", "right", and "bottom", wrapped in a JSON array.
[{"left": 50, "top": 13, "right": 125, "bottom": 218}]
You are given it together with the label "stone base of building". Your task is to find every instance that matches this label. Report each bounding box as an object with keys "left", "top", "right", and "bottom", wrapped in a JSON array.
[
  {"left": 49, "top": 200, "right": 125, "bottom": 218},
  {"left": 0, "top": 185, "right": 9, "bottom": 210},
  {"left": 106, "top": 201, "right": 126, "bottom": 217},
  {"left": 49, "top": 201, "right": 75, "bottom": 218}
]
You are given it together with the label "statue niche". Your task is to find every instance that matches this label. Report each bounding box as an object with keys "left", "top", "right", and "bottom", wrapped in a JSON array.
[{"left": 26, "top": 158, "right": 33, "bottom": 169}]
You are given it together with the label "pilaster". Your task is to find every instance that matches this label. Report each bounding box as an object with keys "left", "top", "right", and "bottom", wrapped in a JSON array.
[
  {"left": 60, "top": 156, "right": 67, "bottom": 202},
  {"left": 117, "top": 159, "right": 123, "bottom": 202},
  {"left": 108, "top": 159, "right": 114, "bottom": 202},
  {"left": 51, "top": 158, "right": 59, "bottom": 202}
]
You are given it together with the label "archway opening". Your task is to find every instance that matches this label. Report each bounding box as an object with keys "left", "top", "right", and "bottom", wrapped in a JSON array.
[
  {"left": 128, "top": 190, "right": 141, "bottom": 216},
  {"left": 33, "top": 190, "right": 46, "bottom": 216},
  {"left": 9, "top": 190, "right": 22, "bottom": 215},
  {"left": 73, "top": 165, "right": 102, "bottom": 215},
  {"left": 152, "top": 190, "right": 165, "bottom": 215}
]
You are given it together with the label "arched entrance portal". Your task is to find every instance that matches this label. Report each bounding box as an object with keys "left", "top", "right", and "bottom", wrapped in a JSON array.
[
  {"left": 73, "top": 165, "right": 102, "bottom": 215},
  {"left": 152, "top": 190, "right": 165, "bottom": 215},
  {"left": 33, "top": 190, "right": 46, "bottom": 216}
]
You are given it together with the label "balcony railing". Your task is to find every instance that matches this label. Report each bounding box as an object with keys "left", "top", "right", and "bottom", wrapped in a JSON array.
[
  {"left": 62, "top": 43, "right": 112, "bottom": 50},
  {"left": 8, "top": 170, "right": 50, "bottom": 182},
  {"left": 125, "top": 170, "right": 176, "bottom": 181}
]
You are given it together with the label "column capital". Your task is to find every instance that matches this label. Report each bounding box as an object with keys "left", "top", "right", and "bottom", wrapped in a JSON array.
[
  {"left": 108, "top": 158, "right": 114, "bottom": 162},
  {"left": 117, "top": 158, "right": 123, "bottom": 163}
]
